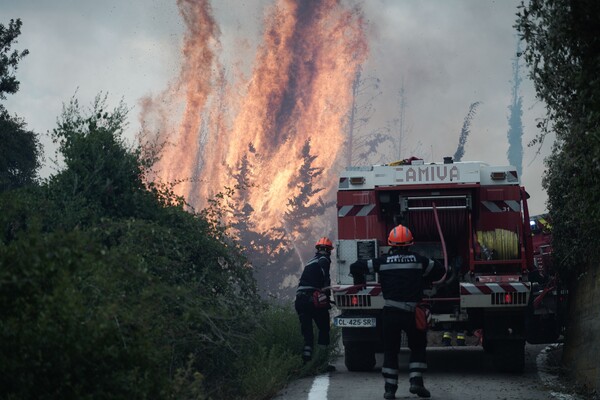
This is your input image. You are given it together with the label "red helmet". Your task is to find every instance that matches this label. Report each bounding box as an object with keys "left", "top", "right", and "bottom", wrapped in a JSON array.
[
  {"left": 388, "top": 225, "right": 414, "bottom": 246},
  {"left": 315, "top": 237, "right": 333, "bottom": 250}
]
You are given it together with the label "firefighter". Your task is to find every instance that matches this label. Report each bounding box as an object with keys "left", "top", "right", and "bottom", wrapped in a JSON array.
[
  {"left": 295, "top": 237, "right": 333, "bottom": 364},
  {"left": 350, "top": 225, "right": 445, "bottom": 399}
]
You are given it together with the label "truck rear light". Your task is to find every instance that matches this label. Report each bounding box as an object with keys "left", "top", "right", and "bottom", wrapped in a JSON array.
[
  {"left": 351, "top": 295, "right": 359, "bottom": 306},
  {"left": 505, "top": 293, "right": 512, "bottom": 303}
]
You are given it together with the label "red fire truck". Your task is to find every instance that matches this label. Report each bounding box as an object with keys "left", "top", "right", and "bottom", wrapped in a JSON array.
[
  {"left": 332, "top": 157, "right": 561, "bottom": 373},
  {"left": 526, "top": 214, "right": 567, "bottom": 344}
]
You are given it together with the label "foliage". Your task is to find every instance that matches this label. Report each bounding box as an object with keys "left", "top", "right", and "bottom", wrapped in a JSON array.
[
  {"left": 0, "top": 18, "right": 29, "bottom": 114},
  {"left": 0, "top": 18, "right": 40, "bottom": 192},
  {"left": 48, "top": 94, "right": 162, "bottom": 222},
  {"left": 516, "top": 0, "right": 600, "bottom": 276},
  {"left": 235, "top": 305, "right": 341, "bottom": 400},
  {"left": 0, "top": 228, "right": 169, "bottom": 400},
  {"left": 0, "top": 115, "right": 41, "bottom": 192},
  {"left": 453, "top": 102, "right": 481, "bottom": 162},
  {"left": 0, "top": 94, "right": 337, "bottom": 399},
  {"left": 225, "top": 144, "right": 286, "bottom": 267},
  {"left": 285, "top": 139, "right": 334, "bottom": 234}
]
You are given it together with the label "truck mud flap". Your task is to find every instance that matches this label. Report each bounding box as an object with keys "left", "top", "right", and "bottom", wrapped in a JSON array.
[{"left": 344, "top": 342, "right": 376, "bottom": 372}]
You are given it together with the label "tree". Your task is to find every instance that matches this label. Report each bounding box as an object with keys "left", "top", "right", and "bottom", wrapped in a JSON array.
[
  {"left": 0, "top": 94, "right": 274, "bottom": 399},
  {"left": 507, "top": 41, "right": 524, "bottom": 176},
  {"left": 516, "top": 0, "right": 600, "bottom": 274},
  {"left": 453, "top": 102, "right": 481, "bottom": 162},
  {"left": 278, "top": 139, "right": 335, "bottom": 296},
  {"left": 0, "top": 18, "right": 39, "bottom": 192},
  {"left": 223, "top": 144, "right": 292, "bottom": 298},
  {"left": 285, "top": 139, "right": 332, "bottom": 230},
  {"left": 0, "top": 116, "right": 41, "bottom": 191},
  {"left": 0, "top": 18, "right": 29, "bottom": 117},
  {"left": 49, "top": 93, "right": 161, "bottom": 222}
]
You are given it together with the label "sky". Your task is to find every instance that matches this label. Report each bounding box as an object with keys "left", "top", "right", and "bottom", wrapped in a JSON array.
[{"left": 2, "top": 0, "right": 551, "bottom": 215}]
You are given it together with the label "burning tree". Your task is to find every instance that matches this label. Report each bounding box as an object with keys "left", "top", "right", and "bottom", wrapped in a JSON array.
[
  {"left": 141, "top": 0, "right": 368, "bottom": 298},
  {"left": 453, "top": 101, "right": 481, "bottom": 162},
  {"left": 222, "top": 143, "right": 293, "bottom": 299},
  {"left": 220, "top": 140, "right": 334, "bottom": 300},
  {"left": 284, "top": 139, "right": 335, "bottom": 251}
]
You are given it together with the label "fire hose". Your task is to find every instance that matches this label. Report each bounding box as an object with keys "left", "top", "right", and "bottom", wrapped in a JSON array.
[
  {"left": 432, "top": 202, "right": 448, "bottom": 285},
  {"left": 533, "top": 277, "right": 556, "bottom": 309}
]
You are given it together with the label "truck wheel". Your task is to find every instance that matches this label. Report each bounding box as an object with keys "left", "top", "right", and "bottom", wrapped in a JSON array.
[
  {"left": 526, "top": 315, "right": 560, "bottom": 344},
  {"left": 482, "top": 338, "right": 493, "bottom": 353},
  {"left": 344, "top": 342, "right": 376, "bottom": 372},
  {"left": 492, "top": 340, "right": 525, "bottom": 373}
]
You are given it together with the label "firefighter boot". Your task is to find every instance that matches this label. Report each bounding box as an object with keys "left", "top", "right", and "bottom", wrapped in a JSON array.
[
  {"left": 456, "top": 332, "right": 466, "bottom": 346},
  {"left": 442, "top": 332, "right": 452, "bottom": 346},
  {"left": 383, "top": 383, "right": 397, "bottom": 399},
  {"left": 302, "top": 345, "right": 312, "bottom": 363},
  {"left": 409, "top": 377, "right": 431, "bottom": 398}
]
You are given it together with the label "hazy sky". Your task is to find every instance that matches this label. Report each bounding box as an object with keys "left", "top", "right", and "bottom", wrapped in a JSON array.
[{"left": 2, "top": 0, "right": 551, "bottom": 214}]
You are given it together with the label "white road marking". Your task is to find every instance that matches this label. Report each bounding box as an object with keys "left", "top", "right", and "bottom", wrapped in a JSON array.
[{"left": 308, "top": 374, "right": 329, "bottom": 400}]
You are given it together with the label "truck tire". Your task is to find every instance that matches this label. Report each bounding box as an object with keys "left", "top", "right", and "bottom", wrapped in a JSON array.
[
  {"left": 492, "top": 340, "right": 525, "bottom": 373},
  {"left": 344, "top": 342, "right": 376, "bottom": 372},
  {"left": 526, "top": 315, "right": 560, "bottom": 344},
  {"left": 482, "top": 337, "right": 494, "bottom": 353}
]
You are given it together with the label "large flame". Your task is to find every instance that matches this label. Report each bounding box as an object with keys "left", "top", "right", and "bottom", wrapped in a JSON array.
[{"left": 141, "top": 0, "right": 368, "bottom": 234}]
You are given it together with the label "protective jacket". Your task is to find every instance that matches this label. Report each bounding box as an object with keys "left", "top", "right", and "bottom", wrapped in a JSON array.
[
  {"left": 350, "top": 249, "right": 444, "bottom": 310},
  {"left": 297, "top": 253, "right": 331, "bottom": 294}
]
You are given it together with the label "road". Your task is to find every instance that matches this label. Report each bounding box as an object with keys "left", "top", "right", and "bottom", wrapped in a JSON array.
[{"left": 274, "top": 344, "right": 577, "bottom": 400}]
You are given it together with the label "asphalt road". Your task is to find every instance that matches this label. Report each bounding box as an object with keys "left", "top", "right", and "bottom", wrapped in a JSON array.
[{"left": 274, "top": 343, "right": 578, "bottom": 400}]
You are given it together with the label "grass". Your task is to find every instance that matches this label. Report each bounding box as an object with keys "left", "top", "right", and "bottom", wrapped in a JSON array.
[{"left": 235, "top": 304, "right": 341, "bottom": 400}]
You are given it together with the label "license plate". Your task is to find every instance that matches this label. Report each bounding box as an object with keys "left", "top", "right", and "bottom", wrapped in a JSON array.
[{"left": 334, "top": 317, "right": 376, "bottom": 327}]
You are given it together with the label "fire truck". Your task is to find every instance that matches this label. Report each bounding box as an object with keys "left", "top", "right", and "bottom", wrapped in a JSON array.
[
  {"left": 526, "top": 214, "right": 567, "bottom": 345},
  {"left": 332, "top": 157, "right": 562, "bottom": 373}
]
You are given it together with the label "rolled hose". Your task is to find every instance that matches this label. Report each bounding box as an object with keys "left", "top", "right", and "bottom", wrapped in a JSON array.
[{"left": 432, "top": 202, "right": 448, "bottom": 285}]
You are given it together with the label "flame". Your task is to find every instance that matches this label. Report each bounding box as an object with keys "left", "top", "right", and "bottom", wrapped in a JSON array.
[
  {"left": 141, "top": 0, "right": 368, "bottom": 234},
  {"left": 140, "top": 0, "right": 222, "bottom": 199}
]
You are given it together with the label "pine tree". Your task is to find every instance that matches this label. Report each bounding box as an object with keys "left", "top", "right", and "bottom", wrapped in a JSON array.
[
  {"left": 453, "top": 102, "right": 481, "bottom": 162},
  {"left": 507, "top": 42, "right": 524, "bottom": 176}
]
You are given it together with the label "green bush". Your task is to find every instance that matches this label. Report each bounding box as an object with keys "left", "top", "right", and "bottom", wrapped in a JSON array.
[
  {"left": 0, "top": 229, "right": 168, "bottom": 399},
  {"left": 0, "top": 95, "right": 339, "bottom": 399}
]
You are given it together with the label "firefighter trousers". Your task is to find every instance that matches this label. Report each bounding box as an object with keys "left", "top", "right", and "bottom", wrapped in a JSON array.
[
  {"left": 381, "top": 306, "right": 427, "bottom": 389},
  {"left": 294, "top": 292, "right": 330, "bottom": 356}
]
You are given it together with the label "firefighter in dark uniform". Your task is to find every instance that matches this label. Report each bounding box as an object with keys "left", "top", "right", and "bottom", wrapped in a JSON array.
[
  {"left": 350, "top": 225, "right": 445, "bottom": 399},
  {"left": 295, "top": 237, "right": 333, "bottom": 363}
]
